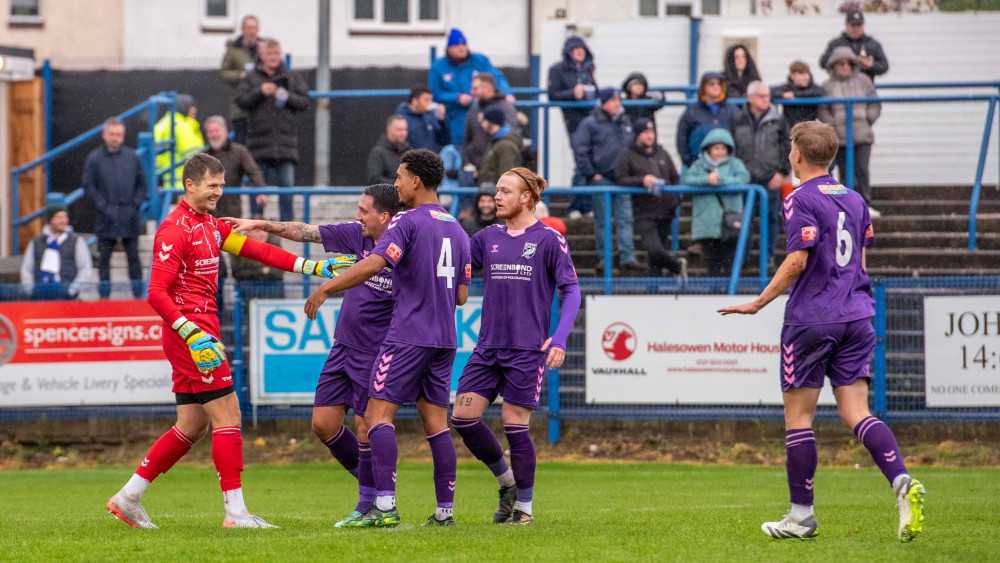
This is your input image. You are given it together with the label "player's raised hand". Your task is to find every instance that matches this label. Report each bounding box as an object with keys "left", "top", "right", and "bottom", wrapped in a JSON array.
[
  {"left": 176, "top": 320, "right": 227, "bottom": 373},
  {"left": 718, "top": 301, "right": 761, "bottom": 316},
  {"left": 304, "top": 288, "right": 328, "bottom": 321},
  {"left": 320, "top": 254, "right": 357, "bottom": 278},
  {"left": 540, "top": 337, "right": 565, "bottom": 369},
  {"left": 221, "top": 217, "right": 267, "bottom": 233}
]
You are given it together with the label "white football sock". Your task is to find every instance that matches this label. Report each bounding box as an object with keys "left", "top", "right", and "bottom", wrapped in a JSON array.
[
  {"left": 892, "top": 473, "right": 910, "bottom": 495},
  {"left": 789, "top": 503, "right": 813, "bottom": 520},
  {"left": 435, "top": 507, "right": 453, "bottom": 521},
  {"left": 514, "top": 500, "right": 533, "bottom": 515},
  {"left": 376, "top": 495, "right": 395, "bottom": 511},
  {"left": 224, "top": 487, "right": 249, "bottom": 516},
  {"left": 497, "top": 469, "right": 515, "bottom": 488},
  {"left": 121, "top": 474, "right": 150, "bottom": 499}
]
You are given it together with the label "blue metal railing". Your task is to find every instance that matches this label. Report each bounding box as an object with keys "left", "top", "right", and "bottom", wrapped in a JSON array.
[{"left": 10, "top": 91, "right": 178, "bottom": 253}]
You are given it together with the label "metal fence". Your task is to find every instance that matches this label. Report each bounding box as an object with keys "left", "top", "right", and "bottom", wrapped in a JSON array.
[{"left": 2, "top": 276, "right": 998, "bottom": 442}]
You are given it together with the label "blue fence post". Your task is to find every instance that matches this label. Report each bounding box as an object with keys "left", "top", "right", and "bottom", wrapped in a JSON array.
[
  {"left": 688, "top": 17, "right": 701, "bottom": 100},
  {"left": 845, "top": 101, "right": 854, "bottom": 194},
  {"left": 137, "top": 132, "right": 157, "bottom": 219},
  {"left": 548, "top": 294, "right": 561, "bottom": 444},
  {"left": 529, "top": 54, "right": 540, "bottom": 157},
  {"left": 11, "top": 171, "right": 20, "bottom": 253},
  {"left": 969, "top": 98, "right": 997, "bottom": 251},
  {"left": 233, "top": 285, "right": 248, "bottom": 418},
  {"left": 671, "top": 208, "right": 680, "bottom": 252},
  {"left": 758, "top": 187, "right": 769, "bottom": 293},
  {"left": 430, "top": 45, "right": 437, "bottom": 67},
  {"left": 542, "top": 106, "right": 550, "bottom": 181},
  {"left": 603, "top": 191, "right": 613, "bottom": 295},
  {"left": 873, "top": 279, "right": 887, "bottom": 419},
  {"left": 728, "top": 189, "right": 756, "bottom": 295},
  {"left": 43, "top": 59, "right": 52, "bottom": 195}
]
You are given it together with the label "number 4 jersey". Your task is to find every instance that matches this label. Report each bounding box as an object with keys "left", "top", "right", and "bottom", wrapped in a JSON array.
[
  {"left": 783, "top": 174, "right": 875, "bottom": 326},
  {"left": 371, "top": 203, "right": 472, "bottom": 349}
]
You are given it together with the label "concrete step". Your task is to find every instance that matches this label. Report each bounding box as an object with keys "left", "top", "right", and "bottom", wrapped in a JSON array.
[
  {"left": 870, "top": 214, "right": 1000, "bottom": 233},
  {"left": 866, "top": 248, "right": 1000, "bottom": 270}
]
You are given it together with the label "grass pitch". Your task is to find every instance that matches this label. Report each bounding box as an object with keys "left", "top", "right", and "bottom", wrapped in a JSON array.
[{"left": 0, "top": 461, "right": 995, "bottom": 562}]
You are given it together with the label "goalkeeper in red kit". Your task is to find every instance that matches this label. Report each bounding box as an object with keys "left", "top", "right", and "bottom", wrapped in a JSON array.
[{"left": 106, "top": 153, "right": 353, "bottom": 529}]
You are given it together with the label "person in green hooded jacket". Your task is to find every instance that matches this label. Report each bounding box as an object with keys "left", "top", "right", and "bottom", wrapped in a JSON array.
[{"left": 681, "top": 128, "right": 750, "bottom": 278}]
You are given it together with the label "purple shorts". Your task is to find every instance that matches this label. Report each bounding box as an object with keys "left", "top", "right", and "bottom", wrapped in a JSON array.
[
  {"left": 314, "top": 343, "right": 376, "bottom": 415},
  {"left": 368, "top": 341, "right": 456, "bottom": 408},
  {"left": 456, "top": 347, "right": 548, "bottom": 410},
  {"left": 780, "top": 318, "right": 875, "bottom": 392}
]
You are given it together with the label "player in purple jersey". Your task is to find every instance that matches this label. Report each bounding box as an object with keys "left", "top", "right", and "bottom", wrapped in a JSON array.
[
  {"left": 305, "top": 149, "right": 472, "bottom": 528},
  {"left": 719, "top": 121, "right": 924, "bottom": 542},
  {"left": 452, "top": 167, "right": 580, "bottom": 525},
  {"left": 222, "top": 183, "right": 402, "bottom": 528}
]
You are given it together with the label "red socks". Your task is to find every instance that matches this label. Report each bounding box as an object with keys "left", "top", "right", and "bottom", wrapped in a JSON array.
[
  {"left": 135, "top": 426, "right": 193, "bottom": 482},
  {"left": 212, "top": 426, "right": 244, "bottom": 491}
]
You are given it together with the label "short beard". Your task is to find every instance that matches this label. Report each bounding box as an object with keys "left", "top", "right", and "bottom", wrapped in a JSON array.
[
  {"left": 209, "top": 139, "right": 227, "bottom": 151},
  {"left": 496, "top": 202, "right": 522, "bottom": 220}
]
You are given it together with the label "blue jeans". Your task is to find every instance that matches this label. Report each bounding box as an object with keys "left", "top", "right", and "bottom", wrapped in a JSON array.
[
  {"left": 255, "top": 158, "right": 296, "bottom": 221},
  {"left": 566, "top": 169, "right": 592, "bottom": 215},
  {"left": 591, "top": 178, "right": 636, "bottom": 265}
]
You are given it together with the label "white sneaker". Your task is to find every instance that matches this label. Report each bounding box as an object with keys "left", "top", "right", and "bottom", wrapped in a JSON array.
[
  {"left": 868, "top": 206, "right": 882, "bottom": 219},
  {"left": 107, "top": 493, "right": 158, "bottom": 529},
  {"left": 894, "top": 476, "right": 925, "bottom": 542},
  {"left": 223, "top": 513, "right": 279, "bottom": 529},
  {"left": 761, "top": 513, "right": 818, "bottom": 539},
  {"left": 567, "top": 210, "right": 583, "bottom": 221}
]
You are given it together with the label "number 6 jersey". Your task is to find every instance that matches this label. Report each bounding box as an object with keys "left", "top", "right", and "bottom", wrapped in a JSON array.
[
  {"left": 782, "top": 174, "right": 875, "bottom": 326},
  {"left": 371, "top": 203, "right": 471, "bottom": 349}
]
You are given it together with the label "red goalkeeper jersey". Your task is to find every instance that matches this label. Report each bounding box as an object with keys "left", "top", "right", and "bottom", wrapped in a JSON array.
[{"left": 148, "top": 199, "right": 301, "bottom": 326}]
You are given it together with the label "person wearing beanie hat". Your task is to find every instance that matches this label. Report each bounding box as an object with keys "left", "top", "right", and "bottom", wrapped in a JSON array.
[
  {"left": 21, "top": 204, "right": 94, "bottom": 300},
  {"left": 597, "top": 87, "right": 618, "bottom": 105},
  {"left": 430, "top": 29, "right": 514, "bottom": 147},
  {"left": 819, "top": 9, "right": 889, "bottom": 82},
  {"left": 477, "top": 106, "right": 523, "bottom": 189},
  {"left": 614, "top": 115, "right": 686, "bottom": 279},
  {"left": 154, "top": 92, "right": 204, "bottom": 187},
  {"left": 620, "top": 71, "right": 663, "bottom": 124}
]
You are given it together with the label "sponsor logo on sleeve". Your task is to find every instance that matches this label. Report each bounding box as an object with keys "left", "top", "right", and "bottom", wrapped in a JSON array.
[
  {"left": 818, "top": 183, "right": 847, "bottom": 195},
  {"left": 865, "top": 225, "right": 874, "bottom": 239},
  {"left": 465, "top": 264, "right": 472, "bottom": 279},
  {"left": 801, "top": 226, "right": 817, "bottom": 242},
  {"left": 386, "top": 243, "right": 402, "bottom": 262}
]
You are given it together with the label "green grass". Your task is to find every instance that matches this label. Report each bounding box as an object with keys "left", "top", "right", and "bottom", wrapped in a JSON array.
[{"left": 0, "top": 461, "right": 995, "bottom": 562}]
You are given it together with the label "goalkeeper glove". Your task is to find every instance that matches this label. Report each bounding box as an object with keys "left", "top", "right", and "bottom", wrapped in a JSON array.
[
  {"left": 320, "top": 254, "right": 357, "bottom": 278},
  {"left": 176, "top": 318, "right": 226, "bottom": 374}
]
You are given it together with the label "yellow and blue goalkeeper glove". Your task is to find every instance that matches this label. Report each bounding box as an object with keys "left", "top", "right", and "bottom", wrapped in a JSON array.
[
  {"left": 320, "top": 254, "right": 357, "bottom": 278},
  {"left": 176, "top": 319, "right": 226, "bottom": 374}
]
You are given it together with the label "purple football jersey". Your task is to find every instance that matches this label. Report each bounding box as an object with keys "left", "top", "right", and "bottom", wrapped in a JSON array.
[
  {"left": 372, "top": 204, "right": 471, "bottom": 349},
  {"left": 319, "top": 222, "right": 393, "bottom": 353},
  {"left": 471, "top": 221, "right": 578, "bottom": 350},
  {"left": 783, "top": 174, "right": 875, "bottom": 325}
]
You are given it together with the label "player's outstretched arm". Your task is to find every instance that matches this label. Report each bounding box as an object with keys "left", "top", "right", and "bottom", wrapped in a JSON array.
[
  {"left": 718, "top": 249, "right": 808, "bottom": 316},
  {"left": 219, "top": 229, "right": 341, "bottom": 278},
  {"left": 221, "top": 217, "right": 321, "bottom": 244},
  {"left": 304, "top": 254, "right": 388, "bottom": 320}
]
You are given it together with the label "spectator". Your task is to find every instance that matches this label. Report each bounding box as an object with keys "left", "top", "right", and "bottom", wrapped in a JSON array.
[
  {"left": 533, "top": 201, "right": 567, "bottom": 236},
  {"left": 395, "top": 86, "right": 450, "bottom": 152},
  {"left": 154, "top": 94, "right": 204, "bottom": 187},
  {"left": 677, "top": 71, "right": 739, "bottom": 168},
  {"left": 819, "top": 10, "right": 889, "bottom": 83},
  {"left": 461, "top": 190, "right": 502, "bottom": 237},
  {"left": 615, "top": 118, "right": 686, "bottom": 279},
  {"left": 770, "top": 60, "right": 825, "bottom": 129},
  {"left": 203, "top": 115, "right": 266, "bottom": 219},
  {"left": 82, "top": 117, "right": 147, "bottom": 298},
  {"left": 236, "top": 38, "right": 310, "bottom": 222},
  {"left": 548, "top": 36, "right": 598, "bottom": 137},
  {"left": 462, "top": 73, "right": 519, "bottom": 171},
  {"left": 572, "top": 89, "right": 639, "bottom": 273},
  {"left": 440, "top": 143, "right": 462, "bottom": 191},
  {"left": 219, "top": 14, "right": 260, "bottom": 145},
  {"left": 730, "top": 81, "right": 791, "bottom": 267},
  {"left": 476, "top": 106, "right": 523, "bottom": 189},
  {"left": 429, "top": 28, "right": 513, "bottom": 147},
  {"left": 20, "top": 205, "right": 93, "bottom": 300},
  {"left": 818, "top": 47, "right": 881, "bottom": 217},
  {"left": 723, "top": 44, "right": 761, "bottom": 100},
  {"left": 681, "top": 129, "right": 751, "bottom": 279},
  {"left": 620, "top": 71, "right": 663, "bottom": 125},
  {"left": 367, "top": 115, "right": 410, "bottom": 185},
  {"left": 230, "top": 227, "right": 286, "bottom": 301}
]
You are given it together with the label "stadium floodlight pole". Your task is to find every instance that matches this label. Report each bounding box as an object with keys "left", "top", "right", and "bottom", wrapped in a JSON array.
[{"left": 314, "top": 0, "right": 331, "bottom": 186}]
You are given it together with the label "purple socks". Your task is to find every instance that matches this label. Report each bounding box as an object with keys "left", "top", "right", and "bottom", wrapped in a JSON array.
[
  {"left": 854, "top": 416, "right": 907, "bottom": 485},
  {"left": 368, "top": 423, "right": 398, "bottom": 499},
  {"left": 356, "top": 442, "right": 376, "bottom": 513},
  {"left": 427, "top": 429, "right": 457, "bottom": 510},
  {"left": 322, "top": 425, "right": 359, "bottom": 478},
  {"left": 785, "top": 428, "right": 817, "bottom": 506},
  {"left": 504, "top": 423, "right": 535, "bottom": 504},
  {"left": 452, "top": 416, "right": 511, "bottom": 477}
]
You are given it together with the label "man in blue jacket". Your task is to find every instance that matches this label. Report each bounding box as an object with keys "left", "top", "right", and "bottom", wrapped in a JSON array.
[
  {"left": 429, "top": 28, "right": 513, "bottom": 147},
  {"left": 395, "top": 86, "right": 450, "bottom": 152},
  {"left": 82, "top": 117, "right": 147, "bottom": 298},
  {"left": 547, "top": 36, "right": 598, "bottom": 138},
  {"left": 676, "top": 72, "right": 739, "bottom": 168}
]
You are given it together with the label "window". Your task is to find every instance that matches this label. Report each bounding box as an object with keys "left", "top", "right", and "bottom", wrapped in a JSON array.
[
  {"left": 666, "top": 3, "right": 692, "bottom": 15},
  {"left": 350, "top": 0, "right": 444, "bottom": 33},
  {"left": 702, "top": 0, "right": 721, "bottom": 15},
  {"left": 201, "top": 0, "right": 236, "bottom": 31},
  {"left": 638, "top": 0, "right": 658, "bottom": 16},
  {"left": 9, "top": 0, "right": 42, "bottom": 24}
]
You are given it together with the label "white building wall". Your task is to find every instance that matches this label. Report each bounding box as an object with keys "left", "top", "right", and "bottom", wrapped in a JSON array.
[{"left": 541, "top": 13, "right": 1000, "bottom": 188}]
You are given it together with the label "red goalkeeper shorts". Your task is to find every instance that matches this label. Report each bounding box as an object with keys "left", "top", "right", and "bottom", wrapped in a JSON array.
[{"left": 162, "top": 312, "right": 233, "bottom": 394}]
